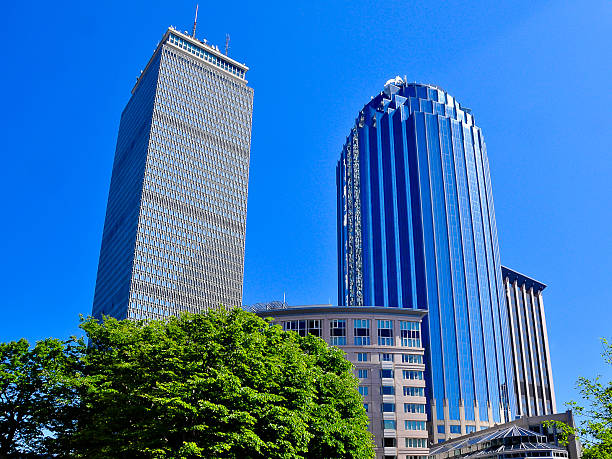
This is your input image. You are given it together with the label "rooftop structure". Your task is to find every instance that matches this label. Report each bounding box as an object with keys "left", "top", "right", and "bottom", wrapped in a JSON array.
[{"left": 429, "top": 424, "right": 568, "bottom": 459}]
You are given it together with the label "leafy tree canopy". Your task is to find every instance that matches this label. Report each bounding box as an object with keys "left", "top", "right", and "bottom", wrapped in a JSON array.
[
  {"left": 0, "top": 309, "right": 373, "bottom": 458},
  {"left": 568, "top": 338, "right": 612, "bottom": 459}
]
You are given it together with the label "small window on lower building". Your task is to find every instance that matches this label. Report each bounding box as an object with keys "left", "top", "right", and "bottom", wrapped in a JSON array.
[
  {"left": 383, "top": 437, "right": 397, "bottom": 447},
  {"left": 466, "top": 425, "right": 476, "bottom": 433},
  {"left": 450, "top": 425, "right": 461, "bottom": 434},
  {"left": 358, "top": 386, "right": 369, "bottom": 396},
  {"left": 381, "top": 403, "right": 395, "bottom": 412},
  {"left": 382, "top": 419, "right": 397, "bottom": 430},
  {"left": 405, "top": 438, "right": 428, "bottom": 448},
  {"left": 405, "top": 421, "right": 426, "bottom": 431},
  {"left": 380, "top": 385, "right": 395, "bottom": 395},
  {"left": 380, "top": 353, "right": 393, "bottom": 362},
  {"left": 358, "top": 369, "right": 368, "bottom": 379},
  {"left": 330, "top": 319, "right": 346, "bottom": 345},
  {"left": 307, "top": 319, "right": 321, "bottom": 336},
  {"left": 357, "top": 352, "right": 368, "bottom": 362},
  {"left": 363, "top": 403, "right": 369, "bottom": 413},
  {"left": 380, "top": 369, "right": 394, "bottom": 379},
  {"left": 437, "top": 425, "right": 445, "bottom": 434}
]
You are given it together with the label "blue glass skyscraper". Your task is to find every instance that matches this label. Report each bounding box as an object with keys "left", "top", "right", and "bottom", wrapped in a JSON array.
[{"left": 337, "top": 78, "right": 515, "bottom": 441}]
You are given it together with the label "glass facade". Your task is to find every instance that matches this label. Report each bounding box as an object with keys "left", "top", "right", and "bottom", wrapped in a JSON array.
[
  {"left": 337, "top": 79, "right": 515, "bottom": 438},
  {"left": 92, "top": 27, "right": 253, "bottom": 320}
]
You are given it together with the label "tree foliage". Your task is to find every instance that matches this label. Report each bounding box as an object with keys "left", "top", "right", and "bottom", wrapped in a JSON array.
[
  {"left": 568, "top": 338, "right": 612, "bottom": 458},
  {"left": 0, "top": 337, "right": 81, "bottom": 457},
  {"left": 0, "top": 309, "right": 373, "bottom": 458}
]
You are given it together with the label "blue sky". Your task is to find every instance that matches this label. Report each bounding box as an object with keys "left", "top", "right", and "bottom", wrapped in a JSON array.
[{"left": 1, "top": 0, "right": 610, "bottom": 411}]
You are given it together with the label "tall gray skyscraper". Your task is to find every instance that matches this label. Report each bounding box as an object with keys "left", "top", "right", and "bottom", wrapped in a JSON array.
[{"left": 93, "top": 27, "right": 253, "bottom": 321}]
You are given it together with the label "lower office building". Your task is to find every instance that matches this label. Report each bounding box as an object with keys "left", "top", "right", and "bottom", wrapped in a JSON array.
[
  {"left": 255, "top": 305, "right": 428, "bottom": 459},
  {"left": 502, "top": 267, "right": 556, "bottom": 417}
]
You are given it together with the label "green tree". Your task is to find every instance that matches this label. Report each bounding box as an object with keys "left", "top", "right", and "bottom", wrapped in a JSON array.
[
  {"left": 0, "top": 337, "right": 81, "bottom": 457},
  {"left": 61, "top": 308, "right": 373, "bottom": 458},
  {"left": 568, "top": 338, "right": 612, "bottom": 458}
]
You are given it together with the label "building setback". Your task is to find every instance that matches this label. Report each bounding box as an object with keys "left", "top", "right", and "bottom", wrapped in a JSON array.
[
  {"left": 93, "top": 27, "right": 253, "bottom": 320},
  {"left": 502, "top": 266, "right": 556, "bottom": 417},
  {"left": 337, "top": 77, "right": 515, "bottom": 442}
]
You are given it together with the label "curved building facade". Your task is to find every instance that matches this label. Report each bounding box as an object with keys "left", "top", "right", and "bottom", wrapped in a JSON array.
[
  {"left": 337, "top": 79, "right": 515, "bottom": 441},
  {"left": 255, "top": 305, "right": 428, "bottom": 459}
]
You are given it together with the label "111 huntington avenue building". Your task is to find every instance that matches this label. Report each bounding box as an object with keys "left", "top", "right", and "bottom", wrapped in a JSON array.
[
  {"left": 93, "top": 27, "right": 253, "bottom": 320},
  {"left": 332, "top": 77, "right": 561, "bottom": 455}
]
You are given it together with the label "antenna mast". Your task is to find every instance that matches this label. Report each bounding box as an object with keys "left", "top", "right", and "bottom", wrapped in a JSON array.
[
  {"left": 192, "top": 4, "right": 199, "bottom": 38},
  {"left": 225, "top": 34, "right": 230, "bottom": 55}
]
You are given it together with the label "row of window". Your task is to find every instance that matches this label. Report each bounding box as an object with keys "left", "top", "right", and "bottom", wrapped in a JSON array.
[
  {"left": 379, "top": 437, "right": 428, "bottom": 448},
  {"left": 283, "top": 319, "right": 421, "bottom": 347},
  {"left": 437, "top": 424, "right": 471, "bottom": 434},
  {"left": 380, "top": 420, "right": 426, "bottom": 431},
  {"left": 372, "top": 403, "right": 426, "bottom": 414},
  {"left": 356, "top": 369, "right": 424, "bottom": 380},
  {"left": 168, "top": 33, "right": 246, "bottom": 79},
  {"left": 357, "top": 352, "right": 423, "bottom": 363},
  {"left": 359, "top": 386, "right": 425, "bottom": 397}
]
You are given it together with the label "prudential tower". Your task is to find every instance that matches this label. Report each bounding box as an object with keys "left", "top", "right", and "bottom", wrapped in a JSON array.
[{"left": 337, "top": 78, "right": 515, "bottom": 441}]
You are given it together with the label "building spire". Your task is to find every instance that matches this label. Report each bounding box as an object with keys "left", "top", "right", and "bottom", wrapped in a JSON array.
[{"left": 192, "top": 4, "right": 199, "bottom": 38}]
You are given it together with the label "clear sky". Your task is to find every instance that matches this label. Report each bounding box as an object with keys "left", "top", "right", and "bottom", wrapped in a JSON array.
[{"left": 1, "top": 0, "right": 610, "bottom": 412}]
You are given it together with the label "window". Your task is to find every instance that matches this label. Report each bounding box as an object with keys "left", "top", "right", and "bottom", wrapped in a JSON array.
[
  {"left": 359, "top": 386, "right": 369, "bottom": 396},
  {"left": 405, "top": 438, "right": 427, "bottom": 448},
  {"left": 380, "top": 385, "right": 395, "bottom": 395},
  {"left": 400, "top": 321, "right": 421, "bottom": 347},
  {"left": 381, "top": 403, "right": 395, "bottom": 412},
  {"left": 382, "top": 420, "right": 396, "bottom": 430},
  {"left": 403, "top": 370, "right": 424, "bottom": 380},
  {"left": 407, "top": 456, "right": 428, "bottom": 459},
  {"left": 378, "top": 320, "right": 394, "bottom": 346},
  {"left": 383, "top": 437, "right": 397, "bottom": 447},
  {"left": 403, "top": 386, "right": 425, "bottom": 397},
  {"left": 380, "top": 369, "right": 394, "bottom": 379},
  {"left": 405, "top": 420, "right": 426, "bottom": 431},
  {"left": 380, "top": 353, "right": 393, "bottom": 362},
  {"left": 364, "top": 403, "right": 369, "bottom": 413},
  {"left": 330, "top": 319, "right": 347, "bottom": 345},
  {"left": 450, "top": 425, "right": 461, "bottom": 434},
  {"left": 404, "top": 403, "right": 426, "bottom": 413},
  {"left": 284, "top": 320, "right": 306, "bottom": 337},
  {"left": 437, "top": 425, "right": 445, "bottom": 434},
  {"left": 466, "top": 425, "right": 476, "bottom": 433},
  {"left": 307, "top": 319, "right": 321, "bottom": 337},
  {"left": 354, "top": 319, "right": 371, "bottom": 345},
  {"left": 358, "top": 369, "right": 368, "bottom": 379},
  {"left": 357, "top": 352, "right": 368, "bottom": 362},
  {"left": 401, "top": 354, "right": 423, "bottom": 364}
]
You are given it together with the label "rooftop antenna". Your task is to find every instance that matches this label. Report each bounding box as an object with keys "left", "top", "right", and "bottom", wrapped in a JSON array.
[
  {"left": 283, "top": 291, "right": 286, "bottom": 307},
  {"left": 225, "top": 34, "right": 230, "bottom": 55},
  {"left": 192, "top": 4, "right": 199, "bottom": 38}
]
